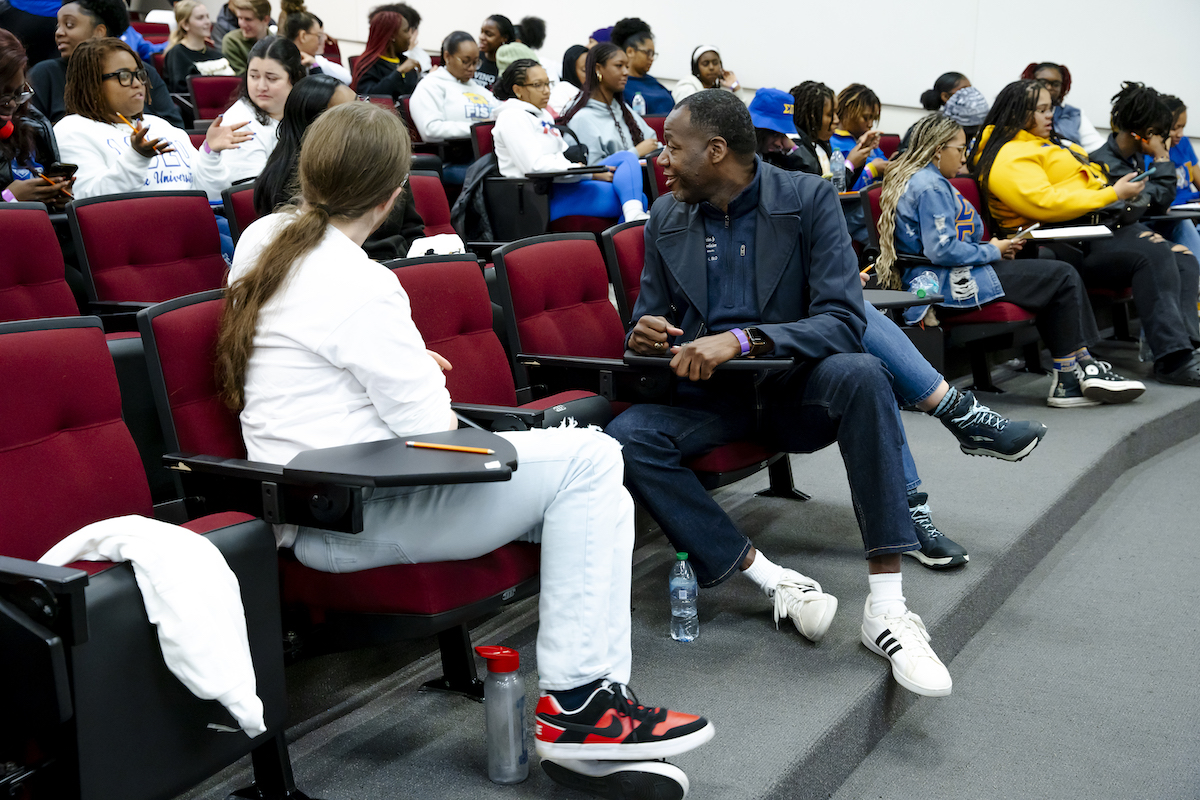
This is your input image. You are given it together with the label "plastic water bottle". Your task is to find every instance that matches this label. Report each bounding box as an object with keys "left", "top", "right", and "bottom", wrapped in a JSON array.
[
  {"left": 909, "top": 270, "right": 940, "bottom": 299},
  {"left": 475, "top": 646, "right": 529, "bottom": 784},
  {"left": 829, "top": 149, "right": 846, "bottom": 193},
  {"left": 669, "top": 552, "right": 699, "bottom": 642},
  {"left": 631, "top": 92, "right": 646, "bottom": 116}
]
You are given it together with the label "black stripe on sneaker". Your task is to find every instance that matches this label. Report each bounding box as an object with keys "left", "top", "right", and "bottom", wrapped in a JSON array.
[
  {"left": 881, "top": 637, "right": 898, "bottom": 651},
  {"left": 886, "top": 642, "right": 903, "bottom": 656},
  {"left": 875, "top": 629, "right": 892, "bottom": 647}
]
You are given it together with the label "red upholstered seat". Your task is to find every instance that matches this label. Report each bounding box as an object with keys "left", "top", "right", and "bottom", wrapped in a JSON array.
[
  {"left": 601, "top": 220, "right": 647, "bottom": 323},
  {"left": 643, "top": 115, "right": 666, "bottom": 142},
  {"left": 187, "top": 75, "right": 240, "bottom": 122},
  {"left": 322, "top": 39, "right": 341, "bottom": 64},
  {"left": 471, "top": 120, "right": 495, "bottom": 160},
  {"left": 878, "top": 133, "right": 901, "bottom": 160},
  {"left": 222, "top": 182, "right": 259, "bottom": 243},
  {"left": 0, "top": 203, "right": 79, "bottom": 321},
  {"left": 940, "top": 301, "right": 1035, "bottom": 326},
  {"left": 409, "top": 172, "right": 457, "bottom": 237},
  {"left": 69, "top": 190, "right": 227, "bottom": 303},
  {"left": 649, "top": 157, "right": 669, "bottom": 198}
]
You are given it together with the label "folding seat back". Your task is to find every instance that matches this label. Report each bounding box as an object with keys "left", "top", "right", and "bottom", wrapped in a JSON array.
[
  {"left": 69, "top": 190, "right": 227, "bottom": 303},
  {"left": 409, "top": 171, "right": 457, "bottom": 237},
  {"left": 186, "top": 74, "right": 240, "bottom": 122},
  {"left": 0, "top": 202, "right": 79, "bottom": 321},
  {"left": 649, "top": 155, "right": 670, "bottom": 198},
  {"left": 643, "top": 115, "right": 667, "bottom": 142},
  {"left": 600, "top": 220, "right": 647, "bottom": 324},
  {"left": 366, "top": 94, "right": 396, "bottom": 113},
  {"left": 323, "top": 39, "right": 341, "bottom": 63},
  {"left": 471, "top": 120, "right": 495, "bottom": 159},
  {"left": 222, "top": 182, "right": 260, "bottom": 244},
  {"left": 879, "top": 133, "right": 901, "bottom": 159}
]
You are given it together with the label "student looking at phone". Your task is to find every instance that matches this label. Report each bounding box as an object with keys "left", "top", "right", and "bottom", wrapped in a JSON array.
[
  {"left": 879, "top": 112, "right": 1144, "bottom": 408},
  {"left": 0, "top": 28, "right": 74, "bottom": 209},
  {"left": 829, "top": 83, "right": 890, "bottom": 190}
]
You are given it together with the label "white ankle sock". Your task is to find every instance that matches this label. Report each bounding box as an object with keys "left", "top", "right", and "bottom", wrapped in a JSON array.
[
  {"left": 622, "top": 199, "right": 649, "bottom": 221},
  {"left": 741, "top": 550, "right": 786, "bottom": 597},
  {"left": 867, "top": 573, "right": 906, "bottom": 617}
]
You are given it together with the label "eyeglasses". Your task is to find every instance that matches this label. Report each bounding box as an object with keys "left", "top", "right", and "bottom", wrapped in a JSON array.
[
  {"left": 0, "top": 84, "right": 33, "bottom": 110},
  {"left": 101, "top": 68, "right": 149, "bottom": 87},
  {"left": 519, "top": 81, "right": 551, "bottom": 90},
  {"left": 1038, "top": 79, "right": 1063, "bottom": 89},
  {"left": 452, "top": 55, "right": 481, "bottom": 70},
  {"left": 633, "top": 47, "right": 658, "bottom": 59}
]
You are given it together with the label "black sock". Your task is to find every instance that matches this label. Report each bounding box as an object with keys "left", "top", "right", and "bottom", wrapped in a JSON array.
[
  {"left": 549, "top": 678, "right": 606, "bottom": 710},
  {"left": 1156, "top": 350, "right": 1193, "bottom": 375},
  {"left": 930, "top": 385, "right": 963, "bottom": 418}
]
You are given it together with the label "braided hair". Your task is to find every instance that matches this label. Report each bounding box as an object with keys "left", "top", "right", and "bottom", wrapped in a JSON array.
[
  {"left": 875, "top": 113, "right": 963, "bottom": 288},
  {"left": 494, "top": 58, "right": 538, "bottom": 101},
  {"left": 560, "top": 43, "right": 643, "bottom": 147},
  {"left": 835, "top": 83, "right": 880, "bottom": 130},
  {"left": 1110, "top": 81, "right": 1172, "bottom": 137},
  {"left": 788, "top": 80, "right": 834, "bottom": 141},
  {"left": 64, "top": 37, "right": 141, "bottom": 123}
]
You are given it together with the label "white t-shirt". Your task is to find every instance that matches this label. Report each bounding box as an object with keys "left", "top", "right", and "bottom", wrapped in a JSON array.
[{"left": 228, "top": 213, "right": 454, "bottom": 468}]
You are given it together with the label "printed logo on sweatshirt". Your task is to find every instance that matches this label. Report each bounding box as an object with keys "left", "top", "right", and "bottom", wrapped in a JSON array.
[
  {"left": 462, "top": 93, "right": 493, "bottom": 120},
  {"left": 705, "top": 235, "right": 717, "bottom": 262},
  {"left": 538, "top": 120, "right": 561, "bottom": 137}
]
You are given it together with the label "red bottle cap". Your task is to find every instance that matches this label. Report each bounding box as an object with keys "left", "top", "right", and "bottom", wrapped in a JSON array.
[
  {"left": 475, "top": 645, "right": 520, "bottom": 673},
  {"left": 0, "top": 120, "right": 13, "bottom": 139}
]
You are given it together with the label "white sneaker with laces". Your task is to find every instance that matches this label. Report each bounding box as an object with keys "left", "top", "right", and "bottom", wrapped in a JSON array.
[
  {"left": 1076, "top": 357, "right": 1145, "bottom": 404},
  {"left": 772, "top": 569, "right": 838, "bottom": 642},
  {"left": 860, "top": 599, "right": 952, "bottom": 697}
]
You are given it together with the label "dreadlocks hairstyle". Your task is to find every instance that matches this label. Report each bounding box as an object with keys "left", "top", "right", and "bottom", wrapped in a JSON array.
[
  {"left": 218, "top": 101, "right": 412, "bottom": 409},
  {"left": 560, "top": 43, "right": 644, "bottom": 146},
  {"left": 788, "top": 80, "right": 834, "bottom": 140},
  {"left": 969, "top": 79, "right": 1060, "bottom": 233},
  {"left": 920, "top": 72, "right": 967, "bottom": 111},
  {"left": 494, "top": 58, "right": 539, "bottom": 101},
  {"left": 1020, "top": 62, "right": 1072, "bottom": 102},
  {"left": 875, "top": 113, "right": 963, "bottom": 288},
  {"left": 1109, "top": 81, "right": 1173, "bottom": 138},
  {"left": 0, "top": 28, "right": 38, "bottom": 168},
  {"left": 835, "top": 83, "right": 880, "bottom": 130},
  {"left": 351, "top": 9, "right": 406, "bottom": 91},
  {"left": 518, "top": 16, "right": 546, "bottom": 50},
  {"left": 237, "top": 36, "right": 305, "bottom": 125},
  {"left": 64, "top": 37, "right": 141, "bottom": 123}
]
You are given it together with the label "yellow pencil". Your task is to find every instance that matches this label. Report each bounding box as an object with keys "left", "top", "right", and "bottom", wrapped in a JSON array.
[{"left": 405, "top": 441, "right": 495, "bottom": 455}]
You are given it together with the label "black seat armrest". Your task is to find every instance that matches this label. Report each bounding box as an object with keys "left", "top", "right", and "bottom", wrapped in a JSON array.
[
  {"left": 453, "top": 402, "right": 545, "bottom": 431},
  {"left": 516, "top": 354, "right": 632, "bottom": 371},
  {"left": 0, "top": 556, "right": 90, "bottom": 646}
]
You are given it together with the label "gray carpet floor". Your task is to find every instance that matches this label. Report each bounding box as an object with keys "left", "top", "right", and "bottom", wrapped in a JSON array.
[{"left": 176, "top": 344, "right": 1200, "bottom": 800}]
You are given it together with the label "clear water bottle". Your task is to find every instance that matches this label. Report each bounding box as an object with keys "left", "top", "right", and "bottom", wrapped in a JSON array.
[
  {"left": 631, "top": 92, "right": 646, "bottom": 116},
  {"left": 475, "top": 646, "right": 529, "bottom": 784},
  {"left": 669, "top": 552, "right": 699, "bottom": 642},
  {"left": 829, "top": 149, "right": 846, "bottom": 193},
  {"left": 909, "top": 270, "right": 940, "bottom": 299}
]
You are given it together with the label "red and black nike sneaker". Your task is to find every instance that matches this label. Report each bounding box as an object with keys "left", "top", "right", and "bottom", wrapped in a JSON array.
[{"left": 534, "top": 680, "right": 715, "bottom": 761}]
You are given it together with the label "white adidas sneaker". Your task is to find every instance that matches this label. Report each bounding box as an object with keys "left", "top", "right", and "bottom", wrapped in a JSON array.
[
  {"left": 772, "top": 569, "right": 838, "bottom": 642},
  {"left": 860, "top": 598, "right": 952, "bottom": 697}
]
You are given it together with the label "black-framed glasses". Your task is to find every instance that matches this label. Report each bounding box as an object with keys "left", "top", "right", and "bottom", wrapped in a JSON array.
[
  {"left": 519, "top": 81, "right": 551, "bottom": 90},
  {"left": 634, "top": 47, "right": 658, "bottom": 59},
  {"left": 0, "top": 84, "right": 33, "bottom": 109},
  {"left": 101, "top": 68, "right": 149, "bottom": 87}
]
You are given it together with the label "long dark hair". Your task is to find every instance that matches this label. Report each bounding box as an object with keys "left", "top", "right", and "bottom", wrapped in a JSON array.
[
  {"left": 920, "top": 71, "right": 966, "bottom": 111},
  {"left": 561, "top": 43, "right": 643, "bottom": 145},
  {"left": 1110, "top": 81, "right": 1172, "bottom": 137},
  {"left": 560, "top": 44, "right": 587, "bottom": 89},
  {"left": 0, "top": 29, "right": 36, "bottom": 167},
  {"left": 350, "top": 8, "right": 404, "bottom": 91},
  {"left": 237, "top": 36, "right": 306, "bottom": 125},
  {"left": 253, "top": 73, "right": 343, "bottom": 215}
]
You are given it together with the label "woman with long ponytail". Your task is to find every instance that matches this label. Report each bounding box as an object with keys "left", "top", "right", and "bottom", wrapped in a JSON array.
[
  {"left": 217, "top": 102, "right": 713, "bottom": 789},
  {"left": 560, "top": 43, "right": 658, "bottom": 165},
  {"left": 880, "top": 111, "right": 1142, "bottom": 407}
]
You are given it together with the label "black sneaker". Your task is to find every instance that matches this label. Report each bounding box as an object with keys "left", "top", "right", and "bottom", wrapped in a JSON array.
[
  {"left": 1047, "top": 369, "right": 1100, "bottom": 408},
  {"left": 906, "top": 492, "right": 969, "bottom": 569},
  {"left": 1154, "top": 355, "right": 1200, "bottom": 387},
  {"left": 1076, "top": 357, "right": 1145, "bottom": 403},
  {"left": 542, "top": 759, "right": 689, "bottom": 800},
  {"left": 535, "top": 681, "right": 714, "bottom": 761},
  {"left": 940, "top": 390, "right": 1047, "bottom": 461}
]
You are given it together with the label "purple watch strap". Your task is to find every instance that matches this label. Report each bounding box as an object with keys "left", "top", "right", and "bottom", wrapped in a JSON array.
[
  {"left": 730, "top": 327, "right": 751, "bottom": 356},
  {"left": 2, "top": 189, "right": 15, "bottom": 203}
]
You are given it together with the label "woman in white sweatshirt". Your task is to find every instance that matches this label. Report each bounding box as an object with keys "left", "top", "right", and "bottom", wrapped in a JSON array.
[
  {"left": 493, "top": 59, "right": 647, "bottom": 222},
  {"left": 218, "top": 102, "right": 714, "bottom": 794},
  {"left": 54, "top": 38, "right": 250, "bottom": 254},
  {"left": 215, "top": 36, "right": 306, "bottom": 190},
  {"left": 408, "top": 31, "right": 499, "bottom": 183}
]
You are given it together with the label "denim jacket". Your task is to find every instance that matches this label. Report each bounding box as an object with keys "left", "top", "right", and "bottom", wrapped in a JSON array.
[{"left": 894, "top": 163, "right": 1003, "bottom": 323}]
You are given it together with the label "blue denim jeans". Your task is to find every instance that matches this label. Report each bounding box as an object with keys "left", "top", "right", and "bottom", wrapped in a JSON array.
[
  {"left": 606, "top": 353, "right": 918, "bottom": 587},
  {"left": 861, "top": 307, "right": 942, "bottom": 493}
]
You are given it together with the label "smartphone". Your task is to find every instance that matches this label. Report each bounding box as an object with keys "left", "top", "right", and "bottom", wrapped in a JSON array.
[
  {"left": 1129, "top": 171, "right": 1153, "bottom": 183},
  {"left": 1011, "top": 222, "right": 1042, "bottom": 241},
  {"left": 42, "top": 162, "right": 78, "bottom": 179}
]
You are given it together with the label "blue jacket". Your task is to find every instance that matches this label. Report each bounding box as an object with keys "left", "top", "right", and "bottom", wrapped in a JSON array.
[
  {"left": 893, "top": 163, "right": 1003, "bottom": 323},
  {"left": 631, "top": 157, "right": 866, "bottom": 361}
]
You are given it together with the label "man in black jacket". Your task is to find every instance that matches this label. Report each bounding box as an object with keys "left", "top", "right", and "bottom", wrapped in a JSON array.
[
  {"left": 28, "top": 0, "right": 183, "bottom": 127},
  {"left": 606, "top": 90, "right": 953, "bottom": 698}
]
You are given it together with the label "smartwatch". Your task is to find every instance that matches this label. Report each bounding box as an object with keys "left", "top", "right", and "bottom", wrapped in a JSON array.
[{"left": 741, "top": 327, "right": 772, "bottom": 357}]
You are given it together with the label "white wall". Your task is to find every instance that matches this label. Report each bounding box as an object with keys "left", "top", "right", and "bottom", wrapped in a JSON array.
[{"left": 274, "top": 0, "right": 1200, "bottom": 139}]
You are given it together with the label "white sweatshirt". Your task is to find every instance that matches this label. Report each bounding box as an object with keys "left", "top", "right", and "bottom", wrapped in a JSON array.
[
  {"left": 228, "top": 213, "right": 454, "bottom": 469},
  {"left": 312, "top": 55, "right": 351, "bottom": 85},
  {"left": 215, "top": 98, "right": 281, "bottom": 191},
  {"left": 494, "top": 99, "right": 576, "bottom": 178},
  {"left": 408, "top": 66, "right": 499, "bottom": 142},
  {"left": 40, "top": 514, "right": 266, "bottom": 737},
  {"left": 54, "top": 113, "right": 228, "bottom": 199}
]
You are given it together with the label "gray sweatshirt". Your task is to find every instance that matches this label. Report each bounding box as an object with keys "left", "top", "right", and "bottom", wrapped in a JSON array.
[{"left": 563, "top": 97, "right": 655, "bottom": 165}]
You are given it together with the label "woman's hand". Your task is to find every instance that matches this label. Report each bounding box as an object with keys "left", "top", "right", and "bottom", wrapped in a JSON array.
[
  {"left": 590, "top": 166, "right": 615, "bottom": 182},
  {"left": 1113, "top": 171, "right": 1147, "bottom": 200},
  {"left": 397, "top": 58, "right": 419, "bottom": 75},
  {"left": 991, "top": 237, "right": 1025, "bottom": 259},
  {"left": 129, "top": 120, "right": 174, "bottom": 158},
  {"left": 635, "top": 138, "right": 659, "bottom": 157},
  {"left": 720, "top": 69, "right": 739, "bottom": 89},
  {"left": 427, "top": 350, "right": 452, "bottom": 371},
  {"left": 299, "top": 51, "right": 316, "bottom": 67},
  {"left": 848, "top": 130, "right": 880, "bottom": 167},
  {"left": 868, "top": 158, "right": 892, "bottom": 177},
  {"left": 205, "top": 114, "right": 254, "bottom": 152},
  {"left": 5, "top": 175, "right": 73, "bottom": 203}
]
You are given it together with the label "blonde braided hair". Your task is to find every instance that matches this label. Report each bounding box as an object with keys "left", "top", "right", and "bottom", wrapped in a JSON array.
[{"left": 875, "top": 113, "right": 963, "bottom": 289}]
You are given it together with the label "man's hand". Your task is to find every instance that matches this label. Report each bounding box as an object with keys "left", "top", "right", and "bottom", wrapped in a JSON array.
[
  {"left": 628, "top": 314, "right": 683, "bottom": 354},
  {"left": 670, "top": 332, "right": 741, "bottom": 381}
]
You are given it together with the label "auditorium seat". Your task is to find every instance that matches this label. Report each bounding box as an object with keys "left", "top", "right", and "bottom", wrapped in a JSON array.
[
  {"left": 600, "top": 219, "right": 647, "bottom": 325},
  {"left": 136, "top": 290, "right": 541, "bottom": 687},
  {"left": 222, "top": 182, "right": 259, "bottom": 243},
  {"left": 0, "top": 316, "right": 302, "bottom": 800},
  {"left": 186, "top": 75, "right": 241, "bottom": 123}
]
